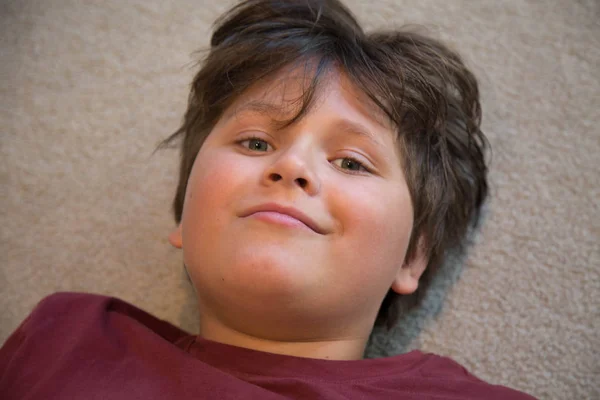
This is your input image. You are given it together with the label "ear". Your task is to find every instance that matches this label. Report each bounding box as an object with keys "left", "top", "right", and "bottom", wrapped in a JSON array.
[
  {"left": 391, "top": 237, "right": 428, "bottom": 295},
  {"left": 168, "top": 224, "right": 183, "bottom": 249}
]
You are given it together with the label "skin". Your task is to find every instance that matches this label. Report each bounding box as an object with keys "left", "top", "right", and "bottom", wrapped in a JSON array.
[{"left": 169, "top": 65, "right": 427, "bottom": 360}]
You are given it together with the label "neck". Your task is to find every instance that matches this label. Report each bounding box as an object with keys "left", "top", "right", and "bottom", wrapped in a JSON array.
[{"left": 198, "top": 314, "right": 369, "bottom": 361}]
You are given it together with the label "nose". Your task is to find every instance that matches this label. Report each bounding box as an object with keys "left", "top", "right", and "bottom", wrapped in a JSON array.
[{"left": 262, "top": 140, "right": 321, "bottom": 196}]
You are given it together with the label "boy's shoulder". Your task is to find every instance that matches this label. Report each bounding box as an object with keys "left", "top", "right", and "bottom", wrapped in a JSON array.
[
  {"left": 22, "top": 291, "right": 106, "bottom": 320},
  {"left": 0, "top": 292, "right": 189, "bottom": 399},
  {"left": 5, "top": 292, "right": 188, "bottom": 348},
  {"left": 4, "top": 292, "right": 103, "bottom": 342}
]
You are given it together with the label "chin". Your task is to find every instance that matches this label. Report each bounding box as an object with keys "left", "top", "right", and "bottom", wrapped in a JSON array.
[{"left": 216, "top": 246, "right": 316, "bottom": 294}]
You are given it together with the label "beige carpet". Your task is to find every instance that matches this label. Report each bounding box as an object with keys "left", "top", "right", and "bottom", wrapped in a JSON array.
[{"left": 1, "top": 1, "right": 598, "bottom": 399}]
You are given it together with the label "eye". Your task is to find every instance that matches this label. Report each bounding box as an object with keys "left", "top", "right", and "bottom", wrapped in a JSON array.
[
  {"left": 333, "top": 157, "right": 371, "bottom": 174},
  {"left": 238, "top": 137, "right": 272, "bottom": 152}
]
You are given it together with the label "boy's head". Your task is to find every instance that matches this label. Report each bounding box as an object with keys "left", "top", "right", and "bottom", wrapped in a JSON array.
[{"left": 159, "top": 0, "right": 488, "bottom": 339}]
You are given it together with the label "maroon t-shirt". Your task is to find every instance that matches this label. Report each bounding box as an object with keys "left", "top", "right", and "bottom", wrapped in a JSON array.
[{"left": 0, "top": 293, "right": 535, "bottom": 399}]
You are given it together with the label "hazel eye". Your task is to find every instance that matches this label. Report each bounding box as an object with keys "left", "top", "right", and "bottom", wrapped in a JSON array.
[
  {"left": 333, "top": 157, "right": 370, "bottom": 173},
  {"left": 239, "top": 137, "right": 271, "bottom": 152}
]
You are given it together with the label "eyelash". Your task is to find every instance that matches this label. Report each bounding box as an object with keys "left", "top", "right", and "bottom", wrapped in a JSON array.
[{"left": 236, "top": 136, "right": 372, "bottom": 175}]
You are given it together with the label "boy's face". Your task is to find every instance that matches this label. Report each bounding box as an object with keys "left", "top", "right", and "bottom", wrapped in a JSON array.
[{"left": 169, "top": 66, "right": 426, "bottom": 341}]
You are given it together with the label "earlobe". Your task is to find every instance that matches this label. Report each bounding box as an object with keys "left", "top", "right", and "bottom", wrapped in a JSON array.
[
  {"left": 168, "top": 224, "right": 183, "bottom": 249},
  {"left": 391, "top": 238, "right": 428, "bottom": 295},
  {"left": 391, "top": 270, "right": 419, "bottom": 295}
]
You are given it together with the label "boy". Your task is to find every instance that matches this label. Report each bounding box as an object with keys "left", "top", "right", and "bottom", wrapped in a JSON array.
[{"left": 0, "top": 0, "right": 535, "bottom": 398}]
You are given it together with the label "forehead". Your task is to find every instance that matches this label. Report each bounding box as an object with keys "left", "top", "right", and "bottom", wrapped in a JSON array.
[{"left": 222, "top": 63, "right": 396, "bottom": 139}]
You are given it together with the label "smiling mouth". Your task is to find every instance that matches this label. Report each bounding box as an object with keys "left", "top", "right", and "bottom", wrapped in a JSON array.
[
  {"left": 240, "top": 202, "right": 325, "bottom": 234},
  {"left": 248, "top": 211, "right": 315, "bottom": 232}
]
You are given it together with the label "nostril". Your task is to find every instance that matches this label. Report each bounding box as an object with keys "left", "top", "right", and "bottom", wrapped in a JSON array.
[
  {"left": 270, "top": 173, "right": 282, "bottom": 182},
  {"left": 296, "top": 178, "right": 307, "bottom": 188}
]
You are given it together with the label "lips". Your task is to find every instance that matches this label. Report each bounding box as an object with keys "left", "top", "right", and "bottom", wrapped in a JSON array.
[{"left": 240, "top": 203, "right": 325, "bottom": 234}]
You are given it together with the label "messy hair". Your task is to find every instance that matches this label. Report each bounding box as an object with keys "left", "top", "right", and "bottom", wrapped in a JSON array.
[{"left": 156, "top": 0, "right": 488, "bottom": 329}]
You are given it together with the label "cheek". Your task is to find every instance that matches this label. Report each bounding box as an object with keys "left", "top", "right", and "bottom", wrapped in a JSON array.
[
  {"left": 180, "top": 151, "right": 246, "bottom": 259},
  {"left": 180, "top": 150, "right": 253, "bottom": 276},
  {"left": 184, "top": 151, "right": 242, "bottom": 216},
  {"left": 335, "top": 183, "right": 413, "bottom": 267}
]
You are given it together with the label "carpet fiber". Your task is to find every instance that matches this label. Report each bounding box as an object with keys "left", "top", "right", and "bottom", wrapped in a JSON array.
[{"left": 1, "top": 1, "right": 598, "bottom": 399}]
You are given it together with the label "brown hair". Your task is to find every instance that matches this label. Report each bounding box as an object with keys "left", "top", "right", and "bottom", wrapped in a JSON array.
[{"left": 155, "top": 0, "right": 489, "bottom": 329}]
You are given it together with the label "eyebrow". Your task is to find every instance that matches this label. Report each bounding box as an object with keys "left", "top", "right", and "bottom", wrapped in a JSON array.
[
  {"left": 223, "top": 100, "right": 286, "bottom": 123},
  {"left": 332, "top": 119, "right": 387, "bottom": 149},
  {"left": 224, "top": 100, "right": 388, "bottom": 149}
]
